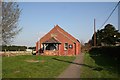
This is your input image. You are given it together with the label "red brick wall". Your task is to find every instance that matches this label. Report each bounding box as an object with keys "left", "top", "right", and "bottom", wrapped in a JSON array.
[
  {"left": 36, "top": 25, "right": 81, "bottom": 56},
  {"left": 36, "top": 41, "right": 38, "bottom": 53}
]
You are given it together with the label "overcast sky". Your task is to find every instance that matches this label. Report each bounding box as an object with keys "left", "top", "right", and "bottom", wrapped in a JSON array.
[{"left": 12, "top": 2, "right": 118, "bottom": 47}]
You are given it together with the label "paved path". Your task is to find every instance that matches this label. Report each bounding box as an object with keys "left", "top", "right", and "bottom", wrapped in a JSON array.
[{"left": 58, "top": 53, "right": 84, "bottom": 78}]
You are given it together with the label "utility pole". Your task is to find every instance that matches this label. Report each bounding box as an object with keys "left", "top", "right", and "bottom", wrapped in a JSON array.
[
  {"left": 38, "top": 38, "right": 40, "bottom": 55},
  {"left": 118, "top": 1, "right": 120, "bottom": 32},
  {"left": 94, "top": 18, "right": 96, "bottom": 47}
]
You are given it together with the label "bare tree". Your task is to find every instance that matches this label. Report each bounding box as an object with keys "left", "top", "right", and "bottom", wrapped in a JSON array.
[
  {"left": 0, "top": 2, "right": 2, "bottom": 46},
  {"left": 80, "top": 40, "right": 85, "bottom": 46},
  {"left": 1, "top": 2, "right": 22, "bottom": 45}
]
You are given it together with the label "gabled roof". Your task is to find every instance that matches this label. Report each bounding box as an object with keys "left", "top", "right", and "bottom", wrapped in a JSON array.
[
  {"left": 40, "top": 25, "right": 80, "bottom": 44},
  {"left": 42, "top": 37, "right": 61, "bottom": 44},
  {"left": 54, "top": 25, "right": 79, "bottom": 43}
]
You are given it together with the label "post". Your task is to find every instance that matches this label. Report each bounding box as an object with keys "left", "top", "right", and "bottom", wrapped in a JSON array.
[
  {"left": 118, "top": 2, "right": 120, "bottom": 32},
  {"left": 38, "top": 39, "right": 40, "bottom": 55},
  {"left": 94, "top": 18, "right": 96, "bottom": 46}
]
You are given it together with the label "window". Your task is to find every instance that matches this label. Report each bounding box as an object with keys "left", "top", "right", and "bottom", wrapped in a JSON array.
[
  {"left": 64, "top": 43, "right": 68, "bottom": 50},
  {"left": 69, "top": 44, "right": 73, "bottom": 49}
]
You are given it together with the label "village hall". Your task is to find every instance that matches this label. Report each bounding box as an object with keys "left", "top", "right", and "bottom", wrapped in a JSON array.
[{"left": 36, "top": 25, "right": 81, "bottom": 56}]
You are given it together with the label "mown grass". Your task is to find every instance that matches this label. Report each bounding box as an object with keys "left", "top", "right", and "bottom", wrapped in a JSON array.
[
  {"left": 80, "top": 53, "right": 119, "bottom": 78},
  {"left": 2, "top": 55, "right": 75, "bottom": 78}
]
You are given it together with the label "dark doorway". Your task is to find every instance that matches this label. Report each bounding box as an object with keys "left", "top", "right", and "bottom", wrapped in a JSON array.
[
  {"left": 74, "top": 43, "right": 76, "bottom": 55},
  {"left": 46, "top": 44, "right": 56, "bottom": 50}
]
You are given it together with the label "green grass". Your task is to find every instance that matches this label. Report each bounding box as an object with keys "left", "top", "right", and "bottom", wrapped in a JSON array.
[
  {"left": 2, "top": 55, "right": 75, "bottom": 78},
  {"left": 80, "top": 53, "right": 119, "bottom": 78}
]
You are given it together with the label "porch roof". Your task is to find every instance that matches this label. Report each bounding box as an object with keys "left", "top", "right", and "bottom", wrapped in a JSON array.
[{"left": 42, "top": 37, "right": 61, "bottom": 44}]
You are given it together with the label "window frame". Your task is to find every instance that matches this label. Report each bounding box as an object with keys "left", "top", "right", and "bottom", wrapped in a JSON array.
[
  {"left": 64, "top": 43, "right": 68, "bottom": 50},
  {"left": 69, "top": 44, "right": 73, "bottom": 49}
]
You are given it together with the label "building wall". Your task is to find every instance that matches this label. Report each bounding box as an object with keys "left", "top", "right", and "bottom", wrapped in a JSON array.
[
  {"left": 36, "top": 41, "right": 38, "bottom": 53},
  {"left": 36, "top": 26, "right": 81, "bottom": 56}
]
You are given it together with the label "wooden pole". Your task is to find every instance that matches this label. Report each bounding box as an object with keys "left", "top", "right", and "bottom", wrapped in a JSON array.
[
  {"left": 38, "top": 40, "right": 40, "bottom": 55},
  {"left": 94, "top": 18, "right": 96, "bottom": 46}
]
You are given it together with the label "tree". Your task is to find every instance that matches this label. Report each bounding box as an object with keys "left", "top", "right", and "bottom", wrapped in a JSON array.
[
  {"left": 1, "top": 2, "right": 22, "bottom": 45},
  {"left": 91, "top": 24, "right": 120, "bottom": 46}
]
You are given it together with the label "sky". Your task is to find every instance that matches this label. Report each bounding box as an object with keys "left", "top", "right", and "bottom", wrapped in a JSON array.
[{"left": 12, "top": 2, "right": 118, "bottom": 47}]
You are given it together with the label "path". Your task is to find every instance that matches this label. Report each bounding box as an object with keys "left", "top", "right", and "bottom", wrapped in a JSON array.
[{"left": 57, "top": 53, "right": 84, "bottom": 78}]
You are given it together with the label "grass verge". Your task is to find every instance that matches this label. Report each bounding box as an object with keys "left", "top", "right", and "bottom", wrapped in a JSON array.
[
  {"left": 80, "top": 52, "right": 119, "bottom": 78},
  {"left": 2, "top": 55, "right": 75, "bottom": 78}
]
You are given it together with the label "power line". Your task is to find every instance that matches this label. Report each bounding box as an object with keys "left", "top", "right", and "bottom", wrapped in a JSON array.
[{"left": 99, "top": 1, "right": 120, "bottom": 30}]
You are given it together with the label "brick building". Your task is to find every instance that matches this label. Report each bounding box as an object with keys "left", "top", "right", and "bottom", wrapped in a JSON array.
[{"left": 36, "top": 25, "right": 81, "bottom": 56}]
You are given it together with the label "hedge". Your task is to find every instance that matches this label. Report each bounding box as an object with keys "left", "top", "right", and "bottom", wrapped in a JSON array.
[
  {"left": 89, "top": 46, "right": 120, "bottom": 60},
  {"left": 2, "top": 45, "right": 27, "bottom": 51}
]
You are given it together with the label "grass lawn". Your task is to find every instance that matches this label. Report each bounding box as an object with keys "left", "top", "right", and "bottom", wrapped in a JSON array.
[
  {"left": 80, "top": 53, "right": 119, "bottom": 78},
  {"left": 2, "top": 55, "right": 75, "bottom": 78}
]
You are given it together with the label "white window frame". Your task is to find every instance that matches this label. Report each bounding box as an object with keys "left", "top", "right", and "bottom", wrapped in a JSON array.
[{"left": 64, "top": 43, "right": 68, "bottom": 50}]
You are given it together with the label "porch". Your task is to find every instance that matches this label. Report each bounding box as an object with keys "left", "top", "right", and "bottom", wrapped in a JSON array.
[{"left": 42, "top": 37, "right": 61, "bottom": 56}]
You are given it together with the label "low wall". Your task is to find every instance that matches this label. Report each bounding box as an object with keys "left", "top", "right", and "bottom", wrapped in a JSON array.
[{"left": 42, "top": 50, "right": 59, "bottom": 56}]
